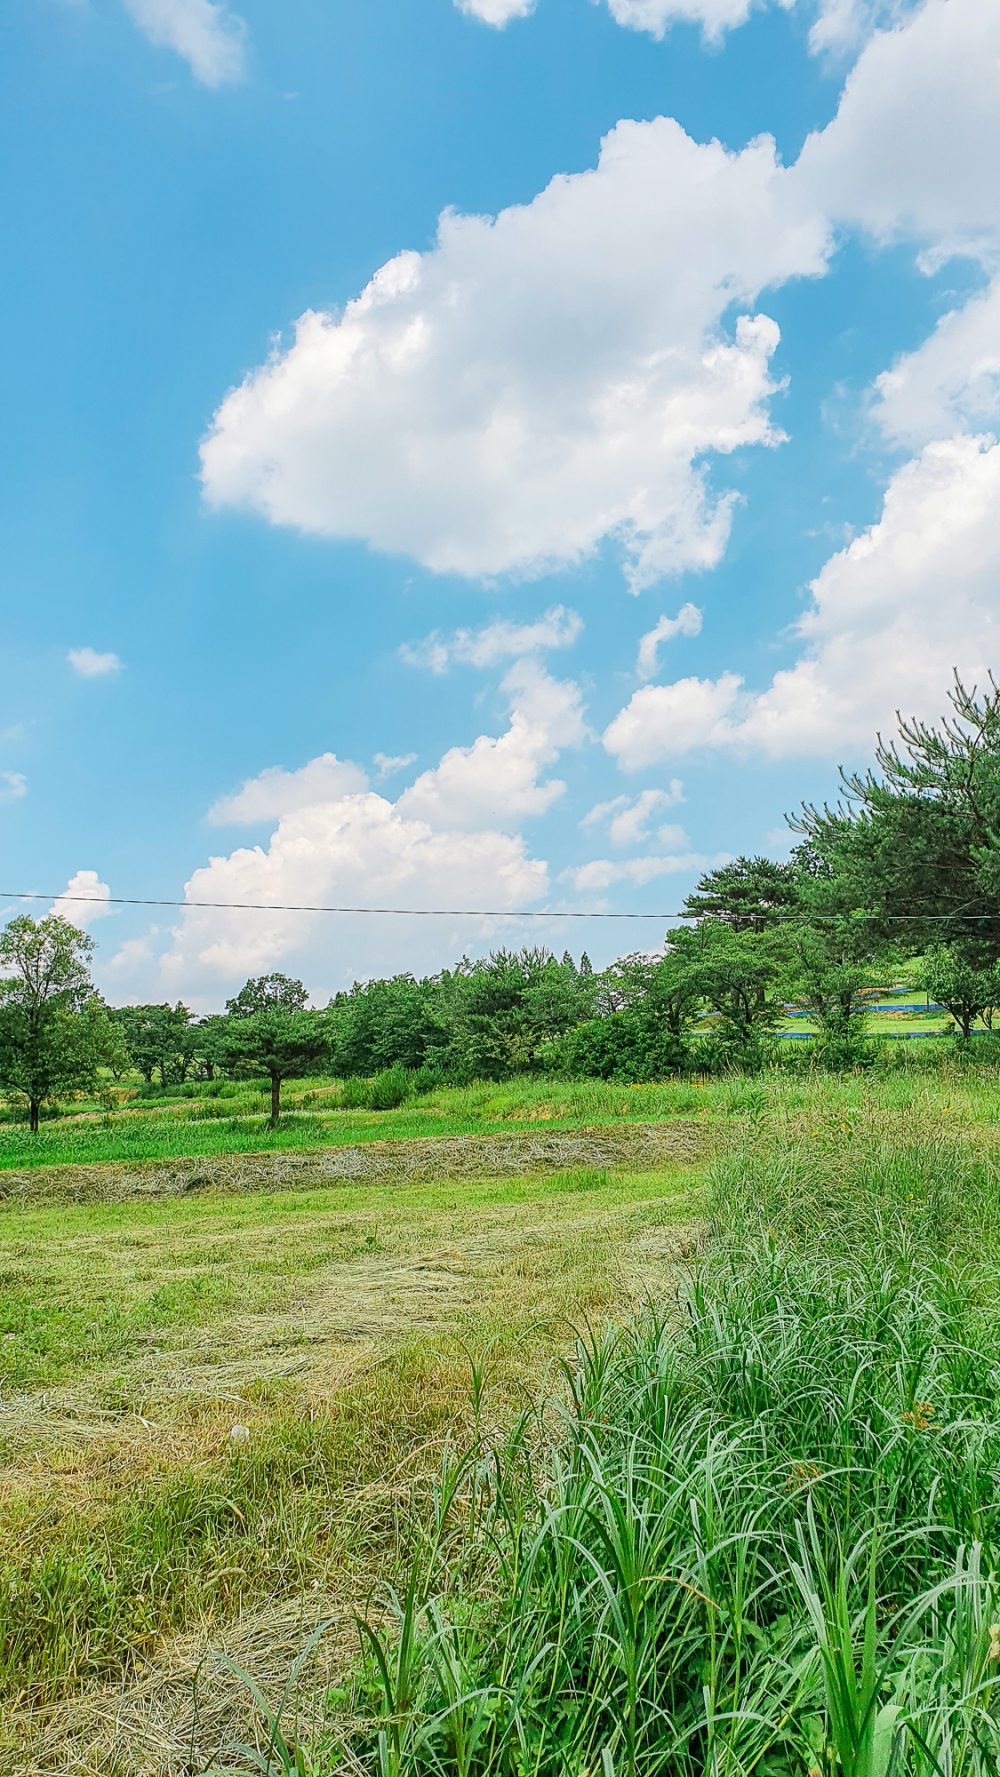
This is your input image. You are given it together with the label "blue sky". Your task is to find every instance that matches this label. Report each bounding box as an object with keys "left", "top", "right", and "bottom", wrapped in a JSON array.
[{"left": 3, "top": 0, "right": 999, "bottom": 1008}]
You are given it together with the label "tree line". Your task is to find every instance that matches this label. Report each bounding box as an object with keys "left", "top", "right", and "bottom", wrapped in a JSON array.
[{"left": 6, "top": 674, "right": 1000, "bottom": 1128}]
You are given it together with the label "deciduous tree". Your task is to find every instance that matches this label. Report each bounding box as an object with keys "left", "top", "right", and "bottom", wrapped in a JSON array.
[{"left": 0, "top": 916, "right": 126, "bottom": 1130}]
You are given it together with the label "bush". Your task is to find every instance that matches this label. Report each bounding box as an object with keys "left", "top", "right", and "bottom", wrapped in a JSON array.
[
  {"left": 368, "top": 1066, "right": 411, "bottom": 1111},
  {"left": 339, "top": 1076, "right": 372, "bottom": 1110},
  {"left": 543, "top": 1012, "right": 689, "bottom": 1080},
  {"left": 410, "top": 1066, "right": 443, "bottom": 1095}
]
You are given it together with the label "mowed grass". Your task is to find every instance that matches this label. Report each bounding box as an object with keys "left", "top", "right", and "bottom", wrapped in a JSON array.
[
  {"left": 3, "top": 1056, "right": 1000, "bottom": 1174},
  {"left": 4, "top": 1075, "right": 1000, "bottom": 1771},
  {"left": 0, "top": 1156, "right": 703, "bottom": 1769}
]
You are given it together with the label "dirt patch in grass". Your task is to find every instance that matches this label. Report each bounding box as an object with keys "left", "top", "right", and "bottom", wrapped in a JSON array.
[{"left": 0, "top": 1121, "right": 707, "bottom": 1208}]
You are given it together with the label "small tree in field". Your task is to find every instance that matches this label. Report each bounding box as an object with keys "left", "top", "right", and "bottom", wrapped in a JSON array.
[
  {"left": 0, "top": 916, "right": 126, "bottom": 1130},
  {"left": 219, "top": 976, "right": 327, "bottom": 1126},
  {"left": 923, "top": 944, "right": 1000, "bottom": 1042}
]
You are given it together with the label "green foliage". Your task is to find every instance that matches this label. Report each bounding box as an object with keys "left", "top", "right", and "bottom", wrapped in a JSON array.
[
  {"left": 672, "top": 922, "right": 790, "bottom": 1067},
  {"left": 216, "top": 1002, "right": 330, "bottom": 1126},
  {"left": 793, "top": 673, "right": 1000, "bottom": 960},
  {"left": 0, "top": 916, "right": 125, "bottom": 1131},
  {"left": 328, "top": 974, "right": 449, "bottom": 1076},
  {"left": 923, "top": 944, "right": 1000, "bottom": 1041},
  {"left": 226, "top": 973, "right": 310, "bottom": 1018},
  {"left": 342, "top": 1162, "right": 1000, "bottom": 1777},
  {"left": 111, "top": 1001, "right": 193, "bottom": 1085},
  {"left": 681, "top": 853, "right": 802, "bottom": 929},
  {"left": 368, "top": 1065, "right": 412, "bottom": 1110}
]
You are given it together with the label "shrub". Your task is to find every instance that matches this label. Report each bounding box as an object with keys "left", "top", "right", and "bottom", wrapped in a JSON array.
[
  {"left": 410, "top": 1066, "right": 443, "bottom": 1095},
  {"left": 368, "top": 1066, "right": 411, "bottom": 1111}
]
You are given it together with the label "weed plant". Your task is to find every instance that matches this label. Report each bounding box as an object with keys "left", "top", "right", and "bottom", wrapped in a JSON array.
[{"left": 325, "top": 1135, "right": 1000, "bottom": 1777}]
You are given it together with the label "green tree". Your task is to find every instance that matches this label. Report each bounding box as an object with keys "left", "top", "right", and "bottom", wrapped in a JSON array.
[
  {"left": 445, "top": 949, "right": 592, "bottom": 1078},
  {"left": 327, "top": 974, "right": 448, "bottom": 1076},
  {"left": 672, "top": 924, "right": 789, "bottom": 1067},
  {"left": 553, "top": 948, "right": 702, "bottom": 1079},
  {"left": 216, "top": 1005, "right": 329, "bottom": 1126},
  {"left": 779, "top": 921, "right": 887, "bottom": 1063},
  {"left": 112, "top": 1002, "right": 192, "bottom": 1086},
  {"left": 0, "top": 916, "right": 126, "bottom": 1130},
  {"left": 923, "top": 944, "right": 1000, "bottom": 1042},
  {"left": 791, "top": 675, "right": 1000, "bottom": 962},
  {"left": 226, "top": 974, "right": 309, "bottom": 1018},
  {"left": 681, "top": 856, "right": 802, "bottom": 932}
]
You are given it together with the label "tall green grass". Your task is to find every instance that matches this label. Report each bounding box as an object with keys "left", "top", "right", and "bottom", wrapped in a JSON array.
[{"left": 318, "top": 1135, "right": 1000, "bottom": 1777}]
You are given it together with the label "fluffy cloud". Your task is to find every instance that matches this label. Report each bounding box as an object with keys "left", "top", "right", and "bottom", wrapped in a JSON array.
[
  {"left": 401, "top": 606, "right": 583, "bottom": 673},
  {"left": 136, "top": 664, "right": 598, "bottom": 1004},
  {"left": 454, "top": 0, "right": 535, "bottom": 23},
  {"left": 605, "top": 436, "right": 1000, "bottom": 766},
  {"left": 797, "top": 0, "right": 1000, "bottom": 260},
  {"left": 201, "top": 119, "right": 828, "bottom": 591},
  {"left": 636, "top": 604, "right": 702, "bottom": 681},
  {"left": 566, "top": 850, "right": 706, "bottom": 892},
  {"left": 870, "top": 278, "right": 1000, "bottom": 447},
  {"left": 604, "top": 671, "right": 744, "bottom": 769},
  {"left": 397, "top": 660, "right": 588, "bottom": 830},
  {"left": 600, "top": 0, "right": 912, "bottom": 52},
  {"left": 122, "top": 0, "right": 246, "bottom": 86},
  {"left": 604, "top": 0, "right": 760, "bottom": 43},
  {"left": 207, "top": 754, "right": 367, "bottom": 824},
  {"left": 50, "top": 870, "right": 113, "bottom": 930},
  {"left": 152, "top": 796, "right": 549, "bottom": 1006},
  {"left": 68, "top": 647, "right": 121, "bottom": 678},
  {"left": 581, "top": 784, "right": 685, "bottom": 845}
]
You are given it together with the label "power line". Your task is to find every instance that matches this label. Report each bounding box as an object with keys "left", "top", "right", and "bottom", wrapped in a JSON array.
[
  {"left": 1, "top": 891, "right": 675, "bottom": 919},
  {"left": 2, "top": 890, "right": 999, "bottom": 922}
]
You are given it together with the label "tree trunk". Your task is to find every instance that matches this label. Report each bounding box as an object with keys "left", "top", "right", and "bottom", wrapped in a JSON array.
[
  {"left": 29, "top": 1099, "right": 39, "bottom": 1134},
  {"left": 269, "top": 1073, "right": 281, "bottom": 1127}
]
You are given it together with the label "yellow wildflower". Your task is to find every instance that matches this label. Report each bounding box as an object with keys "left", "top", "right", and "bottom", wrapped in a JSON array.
[{"left": 901, "top": 1402, "right": 936, "bottom": 1431}]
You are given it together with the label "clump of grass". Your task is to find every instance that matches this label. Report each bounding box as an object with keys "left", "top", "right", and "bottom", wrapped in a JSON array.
[{"left": 329, "top": 1140, "right": 1000, "bottom": 1777}]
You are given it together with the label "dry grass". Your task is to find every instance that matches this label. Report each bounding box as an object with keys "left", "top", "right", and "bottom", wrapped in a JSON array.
[
  {"left": 0, "top": 1157, "right": 704, "bottom": 1774},
  {"left": 0, "top": 1119, "right": 706, "bottom": 1208}
]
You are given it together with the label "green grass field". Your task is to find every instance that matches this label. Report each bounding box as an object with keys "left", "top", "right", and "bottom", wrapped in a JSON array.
[
  {"left": 1, "top": 1051, "right": 997, "bottom": 1174},
  {"left": 2, "top": 1073, "right": 1000, "bottom": 1773}
]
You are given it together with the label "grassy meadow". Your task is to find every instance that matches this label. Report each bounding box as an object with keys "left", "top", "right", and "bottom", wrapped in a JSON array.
[
  {"left": 2, "top": 1070, "right": 1000, "bottom": 1772},
  {"left": 1, "top": 1043, "right": 998, "bottom": 1174}
]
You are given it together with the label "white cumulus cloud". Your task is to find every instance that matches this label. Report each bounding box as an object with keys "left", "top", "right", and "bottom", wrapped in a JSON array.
[
  {"left": 604, "top": 0, "right": 760, "bottom": 44},
  {"left": 122, "top": 0, "right": 246, "bottom": 86},
  {"left": 401, "top": 606, "right": 583, "bottom": 673},
  {"left": 604, "top": 672, "right": 745, "bottom": 770},
  {"left": 50, "top": 870, "right": 113, "bottom": 930},
  {"left": 397, "top": 660, "right": 588, "bottom": 831},
  {"left": 141, "top": 668, "right": 598, "bottom": 1004},
  {"left": 870, "top": 278, "right": 1000, "bottom": 447},
  {"left": 68, "top": 647, "right": 121, "bottom": 678},
  {"left": 207, "top": 754, "right": 368, "bottom": 825},
  {"left": 797, "top": 0, "right": 1000, "bottom": 263},
  {"left": 154, "top": 798, "right": 549, "bottom": 1007},
  {"left": 201, "top": 118, "right": 828, "bottom": 592},
  {"left": 605, "top": 436, "right": 1000, "bottom": 767},
  {"left": 636, "top": 604, "right": 702, "bottom": 681}
]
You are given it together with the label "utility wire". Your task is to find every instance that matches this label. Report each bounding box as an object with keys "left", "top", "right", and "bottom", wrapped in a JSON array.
[{"left": 1, "top": 891, "right": 999, "bottom": 922}]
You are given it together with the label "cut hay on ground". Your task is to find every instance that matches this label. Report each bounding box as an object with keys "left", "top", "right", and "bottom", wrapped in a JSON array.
[{"left": 0, "top": 1121, "right": 707, "bottom": 1208}]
